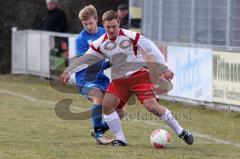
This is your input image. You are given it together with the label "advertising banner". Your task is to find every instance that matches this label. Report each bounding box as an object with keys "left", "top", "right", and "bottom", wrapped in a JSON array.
[
  {"left": 213, "top": 51, "right": 240, "bottom": 106},
  {"left": 168, "top": 46, "right": 213, "bottom": 102}
]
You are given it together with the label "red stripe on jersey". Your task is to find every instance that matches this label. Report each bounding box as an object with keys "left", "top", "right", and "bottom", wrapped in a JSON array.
[
  {"left": 119, "top": 29, "right": 126, "bottom": 36},
  {"left": 134, "top": 33, "right": 140, "bottom": 45},
  {"left": 103, "top": 34, "right": 108, "bottom": 42},
  {"left": 90, "top": 44, "right": 102, "bottom": 54},
  {"left": 130, "top": 33, "right": 141, "bottom": 56},
  {"left": 133, "top": 46, "right": 138, "bottom": 56}
]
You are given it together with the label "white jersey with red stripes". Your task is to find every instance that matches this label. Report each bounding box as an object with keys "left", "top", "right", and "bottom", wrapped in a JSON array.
[
  {"left": 66, "top": 29, "right": 167, "bottom": 80},
  {"left": 89, "top": 29, "right": 145, "bottom": 79}
]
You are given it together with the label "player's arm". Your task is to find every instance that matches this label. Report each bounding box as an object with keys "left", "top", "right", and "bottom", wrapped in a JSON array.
[
  {"left": 137, "top": 35, "right": 174, "bottom": 81},
  {"left": 137, "top": 35, "right": 167, "bottom": 65},
  {"left": 60, "top": 48, "right": 105, "bottom": 84}
]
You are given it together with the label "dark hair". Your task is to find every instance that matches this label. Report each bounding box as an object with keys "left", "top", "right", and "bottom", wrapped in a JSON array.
[{"left": 102, "top": 10, "right": 119, "bottom": 22}]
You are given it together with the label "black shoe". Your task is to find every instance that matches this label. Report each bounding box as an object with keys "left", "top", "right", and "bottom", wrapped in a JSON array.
[
  {"left": 108, "top": 140, "right": 127, "bottom": 146},
  {"left": 179, "top": 130, "right": 194, "bottom": 145}
]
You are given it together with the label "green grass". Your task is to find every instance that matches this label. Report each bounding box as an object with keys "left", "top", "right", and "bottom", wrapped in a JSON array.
[{"left": 0, "top": 75, "right": 240, "bottom": 159}]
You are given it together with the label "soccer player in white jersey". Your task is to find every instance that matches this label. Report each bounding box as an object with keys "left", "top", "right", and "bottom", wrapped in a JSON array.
[{"left": 60, "top": 10, "right": 194, "bottom": 146}]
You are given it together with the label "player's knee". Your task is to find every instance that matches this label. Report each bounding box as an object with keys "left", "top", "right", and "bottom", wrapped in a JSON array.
[
  {"left": 89, "top": 88, "right": 104, "bottom": 99},
  {"left": 102, "top": 96, "right": 120, "bottom": 115},
  {"left": 91, "top": 97, "right": 102, "bottom": 105}
]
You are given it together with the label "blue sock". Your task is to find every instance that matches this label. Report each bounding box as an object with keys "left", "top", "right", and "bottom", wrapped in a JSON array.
[
  {"left": 101, "top": 121, "right": 109, "bottom": 133},
  {"left": 91, "top": 104, "right": 103, "bottom": 139}
]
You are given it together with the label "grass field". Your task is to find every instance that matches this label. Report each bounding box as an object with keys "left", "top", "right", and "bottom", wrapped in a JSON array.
[{"left": 0, "top": 75, "right": 240, "bottom": 159}]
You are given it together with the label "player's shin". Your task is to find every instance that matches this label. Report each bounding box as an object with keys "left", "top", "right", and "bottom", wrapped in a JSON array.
[
  {"left": 101, "top": 121, "right": 109, "bottom": 133},
  {"left": 103, "top": 111, "right": 127, "bottom": 143},
  {"left": 92, "top": 104, "right": 103, "bottom": 138},
  {"left": 160, "top": 108, "right": 183, "bottom": 135}
]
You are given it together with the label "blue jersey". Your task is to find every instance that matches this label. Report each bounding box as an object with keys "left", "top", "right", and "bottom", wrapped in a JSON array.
[{"left": 75, "top": 27, "right": 109, "bottom": 86}]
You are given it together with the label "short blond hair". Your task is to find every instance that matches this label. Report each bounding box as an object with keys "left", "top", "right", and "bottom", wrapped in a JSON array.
[
  {"left": 79, "top": 5, "right": 97, "bottom": 21},
  {"left": 102, "top": 10, "right": 119, "bottom": 23}
]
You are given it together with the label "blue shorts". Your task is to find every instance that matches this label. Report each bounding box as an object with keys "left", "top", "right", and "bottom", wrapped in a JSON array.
[{"left": 77, "top": 80, "right": 109, "bottom": 98}]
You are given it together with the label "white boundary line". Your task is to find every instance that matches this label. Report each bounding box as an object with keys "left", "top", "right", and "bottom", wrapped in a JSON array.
[{"left": 1, "top": 89, "right": 240, "bottom": 148}]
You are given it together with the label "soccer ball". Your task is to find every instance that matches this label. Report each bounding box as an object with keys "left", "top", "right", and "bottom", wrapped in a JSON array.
[{"left": 150, "top": 129, "right": 171, "bottom": 149}]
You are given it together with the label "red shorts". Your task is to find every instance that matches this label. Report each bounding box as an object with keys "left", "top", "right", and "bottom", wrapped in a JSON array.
[{"left": 106, "top": 69, "right": 156, "bottom": 109}]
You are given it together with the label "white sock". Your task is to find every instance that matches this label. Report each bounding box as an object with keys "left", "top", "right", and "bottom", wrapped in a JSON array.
[
  {"left": 160, "top": 108, "right": 183, "bottom": 135},
  {"left": 104, "top": 111, "right": 127, "bottom": 142}
]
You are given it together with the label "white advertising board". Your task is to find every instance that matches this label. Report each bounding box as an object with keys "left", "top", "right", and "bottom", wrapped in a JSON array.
[{"left": 168, "top": 46, "right": 213, "bottom": 102}]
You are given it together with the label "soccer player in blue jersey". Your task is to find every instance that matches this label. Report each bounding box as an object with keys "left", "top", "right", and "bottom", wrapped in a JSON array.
[{"left": 75, "top": 5, "right": 111, "bottom": 144}]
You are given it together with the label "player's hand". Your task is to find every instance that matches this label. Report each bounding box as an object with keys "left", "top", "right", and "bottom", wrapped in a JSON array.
[
  {"left": 60, "top": 72, "right": 70, "bottom": 85},
  {"left": 163, "top": 69, "right": 174, "bottom": 82}
]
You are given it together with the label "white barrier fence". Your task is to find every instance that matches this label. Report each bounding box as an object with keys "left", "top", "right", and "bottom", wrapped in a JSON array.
[
  {"left": 11, "top": 30, "right": 240, "bottom": 111},
  {"left": 11, "top": 30, "right": 77, "bottom": 77}
]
